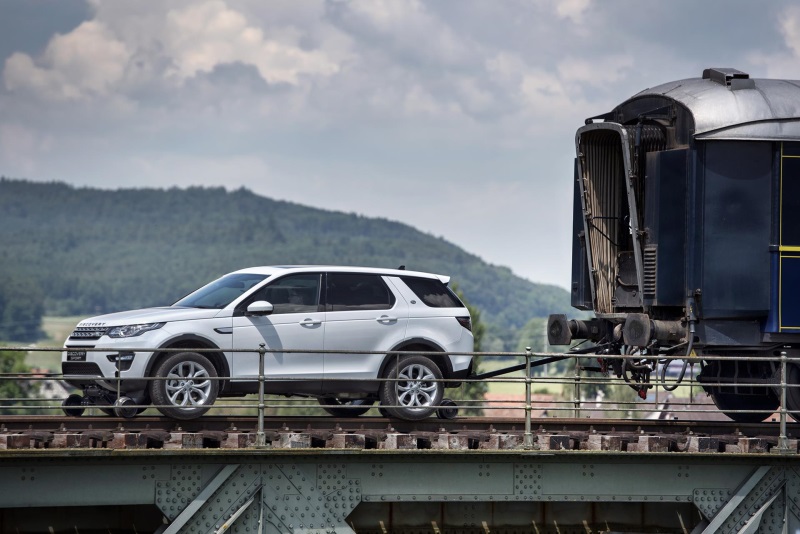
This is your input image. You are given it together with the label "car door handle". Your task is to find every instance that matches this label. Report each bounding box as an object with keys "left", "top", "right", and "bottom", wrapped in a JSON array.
[
  {"left": 300, "top": 318, "right": 322, "bottom": 326},
  {"left": 376, "top": 315, "right": 397, "bottom": 323}
]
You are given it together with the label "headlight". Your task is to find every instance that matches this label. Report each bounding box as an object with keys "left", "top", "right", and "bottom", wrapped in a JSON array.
[{"left": 106, "top": 323, "right": 165, "bottom": 338}]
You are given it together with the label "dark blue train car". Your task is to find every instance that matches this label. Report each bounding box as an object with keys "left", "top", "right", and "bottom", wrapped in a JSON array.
[{"left": 548, "top": 68, "right": 800, "bottom": 422}]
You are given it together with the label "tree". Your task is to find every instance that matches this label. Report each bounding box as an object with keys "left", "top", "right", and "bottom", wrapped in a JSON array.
[
  {"left": 0, "top": 274, "right": 44, "bottom": 342},
  {"left": 515, "top": 316, "right": 580, "bottom": 379},
  {"left": 514, "top": 317, "right": 548, "bottom": 353},
  {"left": 452, "top": 285, "right": 488, "bottom": 416},
  {"left": 0, "top": 351, "right": 34, "bottom": 415}
]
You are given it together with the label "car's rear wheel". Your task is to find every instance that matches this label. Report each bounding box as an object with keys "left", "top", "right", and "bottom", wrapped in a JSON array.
[
  {"left": 318, "top": 397, "right": 375, "bottom": 417},
  {"left": 379, "top": 355, "right": 443, "bottom": 421},
  {"left": 149, "top": 352, "right": 219, "bottom": 420}
]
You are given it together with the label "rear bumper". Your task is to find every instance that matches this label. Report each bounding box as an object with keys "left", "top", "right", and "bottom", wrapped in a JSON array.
[{"left": 447, "top": 359, "right": 473, "bottom": 388}]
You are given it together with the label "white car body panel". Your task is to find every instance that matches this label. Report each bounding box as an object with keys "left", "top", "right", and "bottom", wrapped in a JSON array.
[
  {"left": 62, "top": 265, "right": 475, "bottom": 417},
  {"left": 75, "top": 307, "right": 221, "bottom": 327},
  {"left": 323, "top": 281, "right": 410, "bottom": 385},
  {"left": 230, "top": 310, "right": 325, "bottom": 388}
]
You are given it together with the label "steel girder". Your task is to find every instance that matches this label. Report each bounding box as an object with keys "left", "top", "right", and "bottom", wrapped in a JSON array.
[{"left": 0, "top": 451, "right": 797, "bottom": 533}]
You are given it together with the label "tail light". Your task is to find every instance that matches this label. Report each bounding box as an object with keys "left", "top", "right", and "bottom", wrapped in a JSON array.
[{"left": 456, "top": 316, "right": 472, "bottom": 331}]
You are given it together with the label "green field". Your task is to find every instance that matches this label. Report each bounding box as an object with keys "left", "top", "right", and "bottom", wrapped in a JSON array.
[{"left": 24, "top": 316, "right": 83, "bottom": 371}]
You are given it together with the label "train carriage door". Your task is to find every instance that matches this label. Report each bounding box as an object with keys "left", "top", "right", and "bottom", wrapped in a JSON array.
[{"left": 778, "top": 142, "right": 800, "bottom": 330}]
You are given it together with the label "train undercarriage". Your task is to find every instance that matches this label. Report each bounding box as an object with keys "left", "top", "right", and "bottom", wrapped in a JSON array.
[{"left": 548, "top": 313, "right": 798, "bottom": 423}]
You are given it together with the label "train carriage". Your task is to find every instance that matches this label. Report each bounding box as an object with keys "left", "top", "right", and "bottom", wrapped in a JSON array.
[{"left": 548, "top": 68, "right": 800, "bottom": 422}]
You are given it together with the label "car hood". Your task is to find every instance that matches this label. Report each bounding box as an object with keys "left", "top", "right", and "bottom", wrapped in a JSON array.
[{"left": 76, "top": 307, "right": 222, "bottom": 327}]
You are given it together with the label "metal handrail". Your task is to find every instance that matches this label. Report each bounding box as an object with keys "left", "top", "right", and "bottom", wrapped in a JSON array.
[{"left": 0, "top": 345, "right": 798, "bottom": 452}]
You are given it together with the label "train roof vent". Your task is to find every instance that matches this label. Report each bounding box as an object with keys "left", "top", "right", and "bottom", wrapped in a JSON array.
[{"left": 702, "top": 68, "right": 754, "bottom": 90}]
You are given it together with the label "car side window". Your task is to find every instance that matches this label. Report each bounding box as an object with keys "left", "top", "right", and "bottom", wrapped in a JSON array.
[
  {"left": 326, "top": 273, "right": 395, "bottom": 311},
  {"left": 250, "top": 274, "right": 321, "bottom": 314}
]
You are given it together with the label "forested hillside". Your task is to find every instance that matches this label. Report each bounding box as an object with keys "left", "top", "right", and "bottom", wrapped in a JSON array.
[{"left": 0, "top": 178, "right": 572, "bottom": 347}]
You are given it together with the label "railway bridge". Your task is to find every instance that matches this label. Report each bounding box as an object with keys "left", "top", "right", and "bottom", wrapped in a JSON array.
[
  {"left": 0, "top": 418, "right": 799, "bottom": 533},
  {"left": 0, "top": 348, "right": 799, "bottom": 532}
]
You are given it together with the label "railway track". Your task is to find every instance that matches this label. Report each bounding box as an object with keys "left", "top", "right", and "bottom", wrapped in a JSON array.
[{"left": 0, "top": 415, "right": 797, "bottom": 453}]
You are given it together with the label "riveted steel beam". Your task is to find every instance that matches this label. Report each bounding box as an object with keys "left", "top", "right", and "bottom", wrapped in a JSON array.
[{"left": 0, "top": 451, "right": 796, "bottom": 533}]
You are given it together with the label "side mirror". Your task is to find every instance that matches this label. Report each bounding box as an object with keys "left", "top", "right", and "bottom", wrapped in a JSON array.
[{"left": 246, "top": 301, "right": 274, "bottom": 316}]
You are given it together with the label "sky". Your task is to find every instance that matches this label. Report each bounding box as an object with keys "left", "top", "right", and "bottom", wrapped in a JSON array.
[{"left": 1, "top": 0, "right": 799, "bottom": 290}]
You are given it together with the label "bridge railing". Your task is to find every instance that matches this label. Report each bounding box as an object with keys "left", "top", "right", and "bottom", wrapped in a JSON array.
[{"left": 0, "top": 346, "right": 796, "bottom": 450}]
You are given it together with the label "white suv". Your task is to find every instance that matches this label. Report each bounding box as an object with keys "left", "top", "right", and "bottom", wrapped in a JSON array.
[{"left": 61, "top": 266, "right": 474, "bottom": 421}]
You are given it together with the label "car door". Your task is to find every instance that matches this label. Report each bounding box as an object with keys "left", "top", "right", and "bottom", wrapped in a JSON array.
[
  {"left": 231, "top": 272, "right": 324, "bottom": 394},
  {"left": 322, "top": 272, "right": 409, "bottom": 390}
]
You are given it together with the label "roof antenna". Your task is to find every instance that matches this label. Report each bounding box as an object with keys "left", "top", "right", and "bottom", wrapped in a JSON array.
[{"left": 398, "top": 265, "right": 406, "bottom": 270}]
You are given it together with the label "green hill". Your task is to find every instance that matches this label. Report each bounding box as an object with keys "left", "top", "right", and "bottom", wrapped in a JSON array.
[{"left": 0, "top": 178, "right": 572, "bottom": 348}]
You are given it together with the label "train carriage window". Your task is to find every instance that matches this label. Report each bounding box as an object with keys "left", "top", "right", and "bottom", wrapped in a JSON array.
[{"left": 781, "top": 142, "right": 800, "bottom": 247}]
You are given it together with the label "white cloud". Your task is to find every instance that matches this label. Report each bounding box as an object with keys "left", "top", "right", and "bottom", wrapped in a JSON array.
[
  {"left": 4, "top": 21, "right": 129, "bottom": 100},
  {"left": 554, "top": 0, "right": 592, "bottom": 23},
  {"left": 403, "top": 84, "right": 452, "bottom": 117},
  {"left": 748, "top": 6, "right": 800, "bottom": 79},
  {"left": 485, "top": 51, "right": 599, "bottom": 129},
  {"left": 779, "top": 6, "right": 800, "bottom": 56},
  {"left": 3, "top": 0, "right": 343, "bottom": 104},
  {"left": 334, "top": 0, "right": 473, "bottom": 67},
  {"left": 1, "top": 0, "right": 797, "bottom": 289},
  {"left": 557, "top": 55, "right": 634, "bottom": 87},
  {"left": 162, "top": 1, "right": 340, "bottom": 85}
]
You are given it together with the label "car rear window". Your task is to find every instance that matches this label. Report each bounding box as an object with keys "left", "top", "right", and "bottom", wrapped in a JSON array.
[{"left": 400, "top": 276, "right": 465, "bottom": 308}]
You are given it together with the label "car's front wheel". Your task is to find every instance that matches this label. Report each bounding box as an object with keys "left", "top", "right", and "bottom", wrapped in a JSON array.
[
  {"left": 149, "top": 352, "right": 219, "bottom": 420},
  {"left": 379, "top": 355, "right": 443, "bottom": 421}
]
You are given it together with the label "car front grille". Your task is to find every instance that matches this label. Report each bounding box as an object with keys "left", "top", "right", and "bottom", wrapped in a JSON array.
[
  {"left": 62, "top": 362, "right": 103, "bottom": 377},
  {"left": 69, "top": 327, "right": 108, "bottom": 340}
]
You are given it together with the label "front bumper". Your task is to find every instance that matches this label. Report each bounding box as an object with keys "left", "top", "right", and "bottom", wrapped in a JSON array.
[{"left": 62, "top": 338, "right": 157, "bottom": 393}]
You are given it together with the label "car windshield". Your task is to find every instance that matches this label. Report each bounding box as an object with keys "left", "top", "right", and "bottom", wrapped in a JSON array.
[{"left": 173, "top": 273, "right": 269, "bottom": 309}]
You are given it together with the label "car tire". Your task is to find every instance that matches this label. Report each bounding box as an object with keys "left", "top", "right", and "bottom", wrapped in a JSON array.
[
  {"left": 436, "top": 398, "right": 459, "bottom": 420},
  {"left": 379, "top": 355, "right": 443, "bottom": 421},
  {"left": 149, "top": 352, "right": 219, "bottom": 420},
  {"left": 318, "top": 397, "right": 375, "bottom": 417},
  {"left": 99, "top": 392, "right": 150, "bottom": 417},
  {"left": 62, "top": 394, "right": 86, "bottom": 417},
  {"left": 114, "top": 396, "right": 139, "bottom": 418}
]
